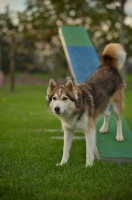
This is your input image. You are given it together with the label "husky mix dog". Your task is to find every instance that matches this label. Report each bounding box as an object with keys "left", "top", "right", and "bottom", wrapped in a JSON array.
[{"left": 46, "top": 43, "right": 126, "bottom": 167}]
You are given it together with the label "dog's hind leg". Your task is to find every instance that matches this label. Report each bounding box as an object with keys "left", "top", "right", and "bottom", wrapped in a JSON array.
[
  {"left": 56, "top": 127, "right": 74, "bottom": 166},
  {"left": 100, "top": 108, "right": 110, "bottom": 133},
  {"left": 110, "top": 89, "right": 124, "bottom": 142}
]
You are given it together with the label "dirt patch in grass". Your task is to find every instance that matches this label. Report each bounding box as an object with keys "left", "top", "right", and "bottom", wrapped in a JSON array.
[{"left": 4, "top": 72, "right": 48, "bottom": 86}]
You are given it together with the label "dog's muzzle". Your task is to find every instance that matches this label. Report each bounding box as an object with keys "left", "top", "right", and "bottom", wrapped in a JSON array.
[{"left": 54, "top": 106, "right": 60, "bottom": 114}]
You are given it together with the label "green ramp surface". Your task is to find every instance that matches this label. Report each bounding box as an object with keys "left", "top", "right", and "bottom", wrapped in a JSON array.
[
  {"left": 96, "top": 115, "right": 132, "bottom": 163},
  {"left": 59, "top": 26, "right": 100, "bottom": 83}
]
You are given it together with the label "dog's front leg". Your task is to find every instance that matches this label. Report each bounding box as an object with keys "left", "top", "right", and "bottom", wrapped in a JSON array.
[
  {"left": 85, "top": 121, "right": 96, "bottom": 167},
  {"left": 56, "top": 127, "right": 74, "bottom": 166}
]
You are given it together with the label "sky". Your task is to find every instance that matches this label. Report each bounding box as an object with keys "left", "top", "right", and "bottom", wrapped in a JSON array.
[
  {"left": 0, "top": 0, "right": 132, "bottom": 27},
  {"left": 1, "top": 0, "right": 132, "bottom": 14},
  {"left": 124, "top": 0, "right": 132, "bottom": 15},
  {"left": 0, "top": 0, "right": 26, "bottom": 13},
  {"left": 0, "top": 0, "right": 132, "bottom": 15}
]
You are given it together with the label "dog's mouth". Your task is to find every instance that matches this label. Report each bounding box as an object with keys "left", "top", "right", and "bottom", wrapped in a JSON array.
[
  {"left": 55, "top": 111, "right": 66, "bottom": 115},
  {"left": 55, "top": 111, "right": 61, "bottom": 114}
]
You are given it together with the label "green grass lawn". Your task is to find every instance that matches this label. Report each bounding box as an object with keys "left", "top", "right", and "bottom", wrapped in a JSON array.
[{"left": 0, "top": 79, "right": 132, "bottom": 200}]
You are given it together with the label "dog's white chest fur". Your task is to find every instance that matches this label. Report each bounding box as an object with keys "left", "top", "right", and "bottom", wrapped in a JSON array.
[{"left": 61, "top": 113, "right": 88, "bottom": 132}]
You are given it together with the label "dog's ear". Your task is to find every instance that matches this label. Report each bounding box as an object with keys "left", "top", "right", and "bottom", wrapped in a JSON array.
[
  {"left": 65, "top": 79, "right": 75, "bottom": 91},
  {"left": 65, "top": 79, "right": 78, "bottom": 101},
  {"left": 47, "top": 79, "right": 58, "bottom": 96}
]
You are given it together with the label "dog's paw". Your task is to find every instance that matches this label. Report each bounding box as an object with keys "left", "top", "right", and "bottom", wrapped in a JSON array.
[
  {"left": 86, "top": 157, "right": 94, "bottom": 167},
  {"left": 56, "top": 159, "right": 68, "bottom": 166},
  {"left": 100, "top": 126, "right": 108, "bottom": 133},
  {"left": 56, "top": 163, "right": 63, "bottom": 166},
  {"left": 116, "top": 135, "right": 124, "bottom": 142}
]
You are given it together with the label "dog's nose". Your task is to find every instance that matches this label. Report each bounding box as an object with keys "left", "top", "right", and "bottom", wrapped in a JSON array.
[{"left": 54, "top": 106, "right": 60, "bottom": 113}]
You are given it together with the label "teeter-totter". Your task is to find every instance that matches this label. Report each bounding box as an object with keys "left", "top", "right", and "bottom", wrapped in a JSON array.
[{"left": 59, "top": 26, "right": 132, "bottom": 163}]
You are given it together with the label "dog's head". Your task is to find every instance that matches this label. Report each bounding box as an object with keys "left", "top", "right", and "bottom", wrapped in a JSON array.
[{"left": 46, "top": 79, "right": 79, "bottom": 116}]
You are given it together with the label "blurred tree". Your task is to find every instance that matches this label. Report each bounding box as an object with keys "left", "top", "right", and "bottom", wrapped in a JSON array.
[
  {"left": 102, "top": 0, "right": 127, "bottom": 47},
  {"left": 18, "top": 0, "right": 57, "bottom": 41},
  {"left": 18, "top": 0, "right": 132, "bottom": 55},
  {"left": 1, "top": 0, "right": 132, "bottom": 75},
  {"left": 0, "top": 6, "right": 18, "bottom": 73}
]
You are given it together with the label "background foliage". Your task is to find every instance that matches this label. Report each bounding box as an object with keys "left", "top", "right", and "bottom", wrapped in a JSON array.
[{"left": 0, "top": 0, "right": 132, "bottom": 75}]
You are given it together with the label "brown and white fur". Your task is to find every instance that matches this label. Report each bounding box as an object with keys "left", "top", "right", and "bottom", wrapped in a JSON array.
[{"left": 46, "top": 43, "right": 126, "bottom": 167}]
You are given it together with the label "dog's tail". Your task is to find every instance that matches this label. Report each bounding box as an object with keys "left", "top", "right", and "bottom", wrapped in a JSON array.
[{"left": 101, "top": 43, "right": 126, "bottom": 70}]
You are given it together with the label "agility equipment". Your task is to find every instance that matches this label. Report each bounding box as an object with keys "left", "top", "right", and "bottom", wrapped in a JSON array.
[
  {"left": 59, "top": 25, "right": 132, "bottom": 163},
  {"left": 59, "top": 26, "right": 100, "bottom": 83}
]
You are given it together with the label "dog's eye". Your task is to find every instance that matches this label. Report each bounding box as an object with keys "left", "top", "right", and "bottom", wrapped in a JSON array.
[
  {"left": 52, "top": 96, "right": 57, "bottom": 100},
  {"left": 62, "top": 97, "right": 68, "bottom": 101}
]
